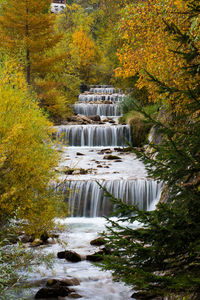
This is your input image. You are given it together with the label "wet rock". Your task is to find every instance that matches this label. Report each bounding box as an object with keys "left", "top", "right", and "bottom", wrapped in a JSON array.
[
  {"left": 115, "top": 159, "right": 122, "bottom": 162},
  {"left": 90, "top": 237, "right": 106, "bottom": 246},
  {"left": 76, "top": 152, "right": 84, "bottom": 156},
  {"left": 103, "top": 155, "right": 121, "bottom": 160},
  {"left": 88, "top": 115, "right": 101, "bottom": 122},
  {"left": 97, "top": 165, "right": 103, "bottom": 168},
  {"left": 57, "top": 250, "right": 81, "bottom": 262},
  {"left": 35, "top": 286, "right": 71, "bottom": 299},
  {"left": 69, "top": 293, "right": 83, "bottom": 298},
  {"left": 46, "top": 278, "right": 80, "bottom": 287},
  {"left": 114, "top": 147, "right": 132, "bottom": 152}
]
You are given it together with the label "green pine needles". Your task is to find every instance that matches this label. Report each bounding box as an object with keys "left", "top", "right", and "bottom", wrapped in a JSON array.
[{"left": 100, "top": 2, "right": 200, "bottom": 299}]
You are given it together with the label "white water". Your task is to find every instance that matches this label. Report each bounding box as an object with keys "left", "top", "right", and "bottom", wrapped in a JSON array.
[
  {"left": 22, "top": 218, "right": 135, "bottom": 299},
  {"left": 78, "top": 93, "right": 125, "bottom": 102},
  {"left": 74, "top": 103, "right": 122, "bottom": 116},
  {"left": 22, "top": 85, "right": 161, "bottom": 299},
  {"left": 56, "top": 124, "right": 131, "bottom": 146}
]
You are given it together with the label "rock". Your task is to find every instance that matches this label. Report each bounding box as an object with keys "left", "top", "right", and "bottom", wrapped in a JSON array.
[
  {"left": 102, "top": 118, "right": 109, "bottom": 122},
  {"left": 76, "top": 114, "right": 94, "bottom": 124},
  {"left": 114, "top": 159, "right": 122, "bottom": 162},
  {"left": 35, "top": 287, "right": 71, "bottom": 299},
  {"left": 88, "top": 115, "right": 101, "bottom": 122},
  {"left": 76, "top": 152, "right": 84, "bottom": 156},
  {"left": 103, "top": 155, "right": 121, "bottom": 160},
  {"left": 97, "top": 165, "right": 103, "bottom": 168},
  {"left": 99, "top": 148, "right": 112, "bottom": 154},
  {"left": 31, "top": 239, "right": 43, "bottom": 247},
  {"left": 62, "top": 278, "right": 80, "bottom": 286},
  {"left": 90, "top": 237, "right": 106, "bottom": 246},
  {"left": 108, "top": 119, "right": 115, "bottom": 124},
  {"left": 114, "top": 147, "right": 132, "bottom": 152},
  {"left": 79, "top": 168, "right": 88, "bottom": 175},
  {"left": 104, "top": 149, "right": 112, "bottom": 154},
  {"left": 69, "top": 293, "right": 83, "bottom": 298},
  {"left": 46, "top": 278, "right": 80, "bottom": 287},
  {"left": 57, "top": 250, "right": 81, "bottom": 262},
  {"left": 19, "top": 234, "right": 35, "bottom": 243}
]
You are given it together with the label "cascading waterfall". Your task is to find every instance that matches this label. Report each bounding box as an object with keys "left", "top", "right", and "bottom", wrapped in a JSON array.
[
  {"left": 78, "top": 93, "right": 125, "bottom": 102},
  {"left": 56, "top": 124, "right": 131, "bottom": 146},
  {"left": 74, "top": 103, "right": 122, "bottom": 116},
  {"left": 61, "top": 180, "right": 163, "bottom": 217},
  {"left": 89, "top": 87, "right": 123, "bottom": 94}
]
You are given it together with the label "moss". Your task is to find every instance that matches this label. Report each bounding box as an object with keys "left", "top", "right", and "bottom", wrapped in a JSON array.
[{"left": 129, "top": 117, "right": 152, "bottom": 147}]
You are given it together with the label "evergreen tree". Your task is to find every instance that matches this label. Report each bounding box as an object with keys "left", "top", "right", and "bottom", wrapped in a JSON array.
[{"left": 101, "top": 2, "right": 200, "bottom": 299}]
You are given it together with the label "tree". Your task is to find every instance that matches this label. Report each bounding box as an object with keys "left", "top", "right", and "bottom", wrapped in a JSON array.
[
  {"left": 0, "top": 0, "right": 73, "bottom": 121},
  {"left": 101, "top": 1, "right": 200, "bottom": 299},
  {"left": 115, "top": 0, "right": 198, "bottom": 112},
  {"left": 70, "top": 26, "right": 98, "bottom": 83},
  {"left": 0, "top": 58, "right": 66, "bottom": 236}
]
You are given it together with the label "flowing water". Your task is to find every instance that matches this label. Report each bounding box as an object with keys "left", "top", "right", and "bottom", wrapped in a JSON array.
[{"left": 22, "top": 86, "right": 162, "bottom": 299}]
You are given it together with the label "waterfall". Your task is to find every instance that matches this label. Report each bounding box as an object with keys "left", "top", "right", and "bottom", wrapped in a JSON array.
[
  {"left": 74, "top": 103, "right": 122, "bottom": 116},
  {"left": 61, "top": 180, "right": 163, "bottom": 217},
  {"left": 78, "top": 94, "right": 125, "bottom": 102},
  {"left": 89, "top": 87, "right": 123, "bottom": 94},
  {"left": 56, "top": 124, "right": 131, "bottom": 146}
]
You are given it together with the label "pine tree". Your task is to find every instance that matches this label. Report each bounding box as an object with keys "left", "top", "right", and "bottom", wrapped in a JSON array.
[{"left": 101, "top": 2, "right": 200, "bottom": 299}]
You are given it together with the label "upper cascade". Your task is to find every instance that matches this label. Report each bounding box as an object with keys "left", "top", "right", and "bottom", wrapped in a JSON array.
[
  {"left": 74, "top": 103, "right": 122, "bottom": 117},
  {"left": 78, "top": 85, "right": 125, "bottom": 103},
  {"left": 78, "top": 93, "right": 125, "bottom": 102},
  {"left": 89, "top": 87, "right": 123, "bottom": 94}
]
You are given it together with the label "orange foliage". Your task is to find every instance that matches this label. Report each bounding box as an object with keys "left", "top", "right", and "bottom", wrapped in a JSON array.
[{"left": 116, "top": 0, "right": 200, "bottom": 112}]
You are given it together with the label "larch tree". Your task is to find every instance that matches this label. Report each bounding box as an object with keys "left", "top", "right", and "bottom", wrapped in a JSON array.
[{"left": 0, "top": 0, "right": 72, "bottom": 121}]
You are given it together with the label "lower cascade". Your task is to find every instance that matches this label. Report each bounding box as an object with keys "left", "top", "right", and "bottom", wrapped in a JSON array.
[
  {"left": 61, "top": 180, "right": 163, "bottom": 217},
  {"left": 56, "top": 124, "right": 131, "bottom": 146}
]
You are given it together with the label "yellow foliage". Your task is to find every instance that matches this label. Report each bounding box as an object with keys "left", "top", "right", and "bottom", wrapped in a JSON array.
[
  {"left": 115, "top": 0, "right": 200, "bottom": 112},
  {"left": 70, "top": 27, "right": 98, "bottom": 82},
  {"left": 0, "top": 60, "right": 66, "bottom": 236}
]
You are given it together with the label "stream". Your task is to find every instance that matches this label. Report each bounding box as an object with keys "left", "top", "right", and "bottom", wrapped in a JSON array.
[{"left": 20, "top": 86, "right": 162, "bottom": 300}]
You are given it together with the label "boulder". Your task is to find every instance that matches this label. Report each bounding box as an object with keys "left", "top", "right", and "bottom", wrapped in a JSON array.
[
  {"left": 88, "top": 115, "right": 101, "bottom": 122},
  {"left": 46, "top": 278, "right": 80, "bottom": 288},
  {"left": 76, "top": 152, "right": 84, "bottom": 156},
  {"left": 90, "top": 237, "right": 106, "bottom": 246},
  {"left": 35, "top": 287, "right": 71, "bottom": 299},
  {"left": 69, "top": 293, "right": 83, "bottom": 298},
  {"left": 103, "top": 155, "right": 121, "bottom": 160},
  {"left": 57, "top": 250, "right": 81, "bottom": 262}
]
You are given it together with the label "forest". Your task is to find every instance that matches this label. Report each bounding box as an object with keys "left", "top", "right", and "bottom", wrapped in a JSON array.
[{"left": 0, "top": 0, "right": 200, "bottom": 299}]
